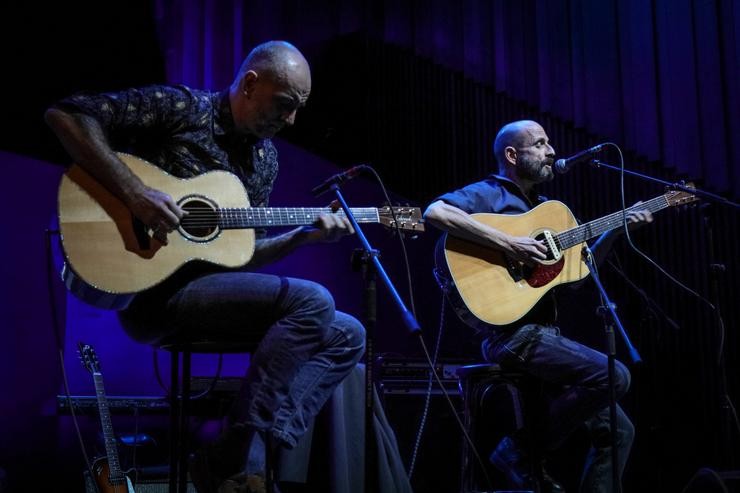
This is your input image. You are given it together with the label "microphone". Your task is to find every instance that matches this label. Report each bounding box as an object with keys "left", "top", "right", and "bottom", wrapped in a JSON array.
[
  {"left": 311, "top": 165, "right": 366, "bottom": 197},
  {"left": 553, "top": 144, "right": 606, "bottom": 174}
]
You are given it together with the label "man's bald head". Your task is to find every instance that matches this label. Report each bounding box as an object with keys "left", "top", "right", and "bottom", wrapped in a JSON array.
[
  {"left": 492, "top": 120, "right": 555, "bottom": 190},
  {"left": 493, "top": 120, "right": 543, "bottom": 169},
  {"left": 230, "top": 41, "right": 311, "bottom": 138},
  {"left": 233, "top": 40, "right": 310, "bottom": 89}
]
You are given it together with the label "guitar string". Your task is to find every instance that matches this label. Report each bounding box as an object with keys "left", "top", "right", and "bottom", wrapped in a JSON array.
[{"left": 554, "top": 196, "right": 667, "bottom": 250}]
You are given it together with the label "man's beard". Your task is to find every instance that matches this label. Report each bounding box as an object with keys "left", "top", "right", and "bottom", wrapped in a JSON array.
[{"left": 517, "top": 155, "right": 554, "bottom": 183}]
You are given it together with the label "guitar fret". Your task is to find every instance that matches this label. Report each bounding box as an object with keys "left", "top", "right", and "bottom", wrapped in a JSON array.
[
  {"left": 93, "top": 374, "right": 123, "bottom": 476},
  {"left": 556, "top": 195, "right": 669, "bottom": 250},
  {"left": 220, "top": 207, "right": 381, "bottom": 229}
]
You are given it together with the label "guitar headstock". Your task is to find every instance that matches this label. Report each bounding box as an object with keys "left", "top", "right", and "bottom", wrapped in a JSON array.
[
  {"left": 377, "top": 206, "right": 425, "bottom": 233},
  {"left": 78, "top": 342, "right": 101, "bottom": 374},
  {"left": 665, "top": 183, "right": 700, "bottom": 208}
]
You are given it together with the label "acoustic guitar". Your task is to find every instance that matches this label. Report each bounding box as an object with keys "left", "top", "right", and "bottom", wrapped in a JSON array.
[
  {"left": 58, "top": 153, "right": 424, "bottom": 308},
  {"left": 438, "top": 188, "right": 698, "bottom": 326},
  {"left": 78, "top": 343, "right": 135, "bottom": 493}
]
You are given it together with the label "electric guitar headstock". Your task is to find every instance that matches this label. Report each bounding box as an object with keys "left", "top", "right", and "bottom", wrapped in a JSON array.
[{"left": 78, "top": 342, "right": 101, "bottom": 374}]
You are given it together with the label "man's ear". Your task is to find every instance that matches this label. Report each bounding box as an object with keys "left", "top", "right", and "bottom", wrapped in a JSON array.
[
  {"left": 504, "top": 146, "right": 518, "bottom": 166},
  {"left": 241, "top": 70, "right": 259, "bottom": 97}
]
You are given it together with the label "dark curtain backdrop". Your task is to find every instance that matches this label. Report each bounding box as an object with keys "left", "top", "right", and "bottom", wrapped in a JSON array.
[
  {"left": 1, "top": 1, "right": 738, "bottom": 492},
  {"left": 149, "top": 1, "right": 740, "bottom": 491},
  {"left": 154, "top": 0, "right": 739, "bottom": 199}
]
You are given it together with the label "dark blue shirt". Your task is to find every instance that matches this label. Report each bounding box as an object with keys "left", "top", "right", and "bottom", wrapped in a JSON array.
[{"left": 435, "top": 174, "right": 546, "bottom": 214}]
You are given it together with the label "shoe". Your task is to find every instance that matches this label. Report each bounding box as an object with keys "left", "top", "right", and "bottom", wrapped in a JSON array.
[
  {"left": 217, "top": 473, "right": 268, "bottom": 493},
  {"left": 189, "top": 424, "right": 252, "bottom": 493},
  {"left": 490, "top": 436, "right": 565, "bottom": 493}
]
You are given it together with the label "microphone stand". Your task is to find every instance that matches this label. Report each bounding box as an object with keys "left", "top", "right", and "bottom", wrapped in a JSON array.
[
  {"left": 582, "top": 245, "right": 641, "bottom": 493},
  {"left": 588, "top": 159, "right": 740, "bottom": 479},
  {"left": 328, "top": 183, "right": 422, "bottom": 493}
]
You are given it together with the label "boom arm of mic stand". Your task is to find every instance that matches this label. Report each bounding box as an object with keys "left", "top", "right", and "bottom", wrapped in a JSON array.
[
  {"left": 329, "top": 183, "right": 421, "bottom": 334},
  {"left": 591, "top": 160, "right": 739, "bottom": 210}
]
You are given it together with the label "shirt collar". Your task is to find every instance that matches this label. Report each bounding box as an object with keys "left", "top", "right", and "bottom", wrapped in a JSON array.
[{"left": 488, "top": 173, "right": 547, "bottom": 205}]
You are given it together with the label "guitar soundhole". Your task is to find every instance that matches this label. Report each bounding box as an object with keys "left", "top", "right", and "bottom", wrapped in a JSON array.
[{"left": 179, "top": 197, "right": 219, "bottom": 241}]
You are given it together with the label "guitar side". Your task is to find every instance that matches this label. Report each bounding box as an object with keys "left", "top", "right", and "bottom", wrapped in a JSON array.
[
  {"left": 443, "top": 200, "right": 588, "bottom": 326},
  {"left": 91, "top": 457, "right": 135, "bottom": 493},
  {"left": 58, "top": 153, "right": 254, "bottom": 295}
]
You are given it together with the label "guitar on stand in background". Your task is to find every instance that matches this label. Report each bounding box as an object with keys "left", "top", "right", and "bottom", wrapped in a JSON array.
[{"left": 78, "top": 342, "right": 135, "bottom": 493}]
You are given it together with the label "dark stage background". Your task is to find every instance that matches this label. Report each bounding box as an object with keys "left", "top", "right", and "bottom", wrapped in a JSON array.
[{"left": 1, "top": 1, "right": 739, "bottom": 492}]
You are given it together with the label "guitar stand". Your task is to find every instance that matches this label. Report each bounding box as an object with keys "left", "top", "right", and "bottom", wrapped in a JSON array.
[{"left": 582, "top": 246, "right": 641, "bottom": 493}]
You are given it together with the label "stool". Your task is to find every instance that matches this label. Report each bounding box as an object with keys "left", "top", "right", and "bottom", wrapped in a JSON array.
[
  {"left": 456, "top": 363, "right": 543, "bottom": 493},
  {"left": 159, "top": 341, "right": 257, "bottom": 493}
]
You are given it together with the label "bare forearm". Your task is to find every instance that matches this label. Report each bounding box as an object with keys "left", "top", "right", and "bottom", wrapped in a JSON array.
[
  {"left": 44, "top": 108, "right": 146, "bottom": 202},
  {"left": 424, "top": 201, "right": 509, "bottom": 250},
  {"left": 424, "top": 200, "right": 548, "bottom": 263}
]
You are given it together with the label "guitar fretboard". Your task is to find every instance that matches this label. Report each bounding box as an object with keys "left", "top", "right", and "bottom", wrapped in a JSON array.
[
  {"left": 217, "top": 207, "right": 381, "bottom": 229},
  {"left": 93, "top": 373, "right": 125, "bottom": 483},
  {"left": 555, "top": 195, "right": 668, "bottom": 250}
]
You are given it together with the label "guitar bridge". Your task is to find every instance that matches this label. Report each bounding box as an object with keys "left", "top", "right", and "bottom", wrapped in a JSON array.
[{"left": 542, "top": 230, "right": 561, "bottom": 261}]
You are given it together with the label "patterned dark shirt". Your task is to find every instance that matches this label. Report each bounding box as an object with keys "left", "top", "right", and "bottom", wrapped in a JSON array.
[
  {"left": 55, "top": 84, "right": 279, "bottom": 210},
  {"left": 55, "top": 85, "right": 281, "bottom": 312}
]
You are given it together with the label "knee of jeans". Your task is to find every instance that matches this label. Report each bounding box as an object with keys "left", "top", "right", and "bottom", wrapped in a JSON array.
[
  {"left": 618, "top": 413, "right": 635, "bottom": 448},
  {"left": 288, "top": 279, "right": 336, "bottom": 326},
  {"left": 332, "top": 312, "right": 366, "bottom": 355},
  {"left": 614, "top": 361, "right": 632, "bottom": 397}
]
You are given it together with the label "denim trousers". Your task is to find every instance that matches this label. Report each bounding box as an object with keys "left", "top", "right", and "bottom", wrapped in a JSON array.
[
  {"left": 121, "top": 271, "right": 366, "bottom": 448},
  {"left": 482, "top": 324, "right": 635, "bottom": 493}
]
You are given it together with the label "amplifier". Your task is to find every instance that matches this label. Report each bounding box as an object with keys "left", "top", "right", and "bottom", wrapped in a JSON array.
[
  {"left": 58, "top": 377, "right": 243, "bottom": 416},
  {"left": 58, "top": 395, "right": 169, "bottom": 414},
  {"left": 376, "top": 356, "right": 467, "bottom": 380}
]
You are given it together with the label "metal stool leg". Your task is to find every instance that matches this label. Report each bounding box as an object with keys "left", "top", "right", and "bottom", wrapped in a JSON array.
[
  {"left": 178, "top": 351, "right": 191, "bottom": 492},
  {"left": 169, "top": 351, "right": 180, "bottom": 493},
  {"left": 265, "top": 431, "right": 276, "bottom": 493}
]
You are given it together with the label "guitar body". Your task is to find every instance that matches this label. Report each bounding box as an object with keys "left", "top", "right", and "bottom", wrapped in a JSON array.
[
  {"left": 58, "top": 152, "right": 424, "bottom": 308},
  {"left": 442, "top": 201, "right": 589, "bottom": 326},
  {"left": 91, "top": 457, "right": 135, "bottom": 493},
  {"left": 59, "top": 153, "right": 254, "bottom": 297}
]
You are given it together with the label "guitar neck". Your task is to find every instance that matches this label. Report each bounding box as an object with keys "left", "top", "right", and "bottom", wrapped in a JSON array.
[
  {"left": 217, "top": 207, "right": 380, "bottom": 229},
  {"left": 556, "top": 195, "right": 669, "bottom": 250},
  {"left": 92, "top": 373, "right": 125, "bottom": 483}
]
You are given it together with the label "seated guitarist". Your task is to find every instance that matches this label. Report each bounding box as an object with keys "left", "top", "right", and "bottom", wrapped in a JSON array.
[
  {"left": 45, "top": 41, "right": 365, "bottom": 493},
  {"left": 424, "top": 120, "right": 653, "bottom": 493}
]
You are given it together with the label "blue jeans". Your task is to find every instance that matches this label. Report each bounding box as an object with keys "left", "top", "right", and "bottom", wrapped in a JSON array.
[
  {"left": 482, "top": 324, "right": 634, "bottom": 493},
  {"left": 121, "top": 271, "right": 366, "bottom": 448}
]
